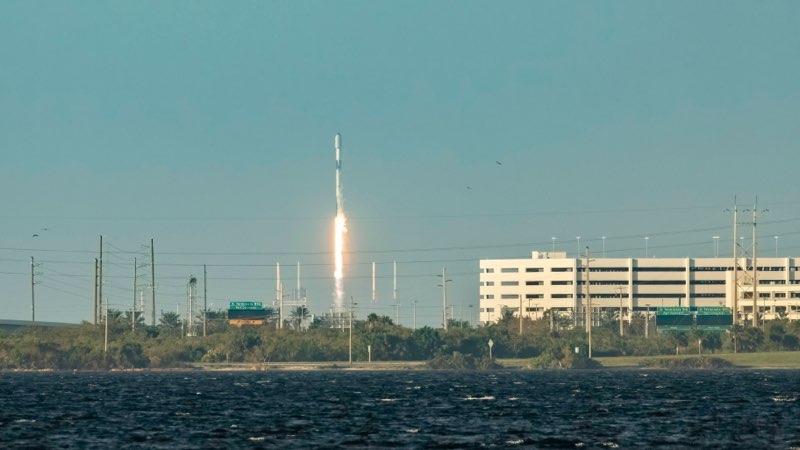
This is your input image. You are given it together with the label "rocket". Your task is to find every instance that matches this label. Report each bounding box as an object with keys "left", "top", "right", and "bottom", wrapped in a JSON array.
[{"left": 335, "top": 133, "right": 343, "bottom": 216}]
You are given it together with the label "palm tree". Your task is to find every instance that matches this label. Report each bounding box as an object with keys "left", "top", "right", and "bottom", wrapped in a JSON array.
[
  {"left": 159, "top": 311, "right": 181, "bottom": 329},
  {"left": 289, "top": 306, "right": 310, "bottom": 330}
]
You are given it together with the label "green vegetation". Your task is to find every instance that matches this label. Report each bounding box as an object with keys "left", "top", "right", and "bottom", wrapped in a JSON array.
[
  {"left": 2, "top": 309, "right": 800, "bottom": 370},
  {"left": 637, "top": 356, "right": 735, "bottom": 369}
]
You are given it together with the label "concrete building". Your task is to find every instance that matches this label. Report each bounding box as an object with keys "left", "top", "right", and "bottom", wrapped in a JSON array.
[{"left": 479, "top": 251, "right": 800, "bottom": 325}]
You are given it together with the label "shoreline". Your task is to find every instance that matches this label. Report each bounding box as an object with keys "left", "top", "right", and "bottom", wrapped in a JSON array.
[{"left": 4, "top": 352, "right": 800, "bottom": 372}]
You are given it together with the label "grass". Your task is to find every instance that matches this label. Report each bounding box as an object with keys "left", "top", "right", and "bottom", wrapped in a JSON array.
[{"left": 596, "top": 351, "right": 800, "bottom": 369}]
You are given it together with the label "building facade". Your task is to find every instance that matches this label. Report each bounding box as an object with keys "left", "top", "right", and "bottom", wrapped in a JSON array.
[{"left": 479, "top": 251, "right": 800, "bottom": 324}]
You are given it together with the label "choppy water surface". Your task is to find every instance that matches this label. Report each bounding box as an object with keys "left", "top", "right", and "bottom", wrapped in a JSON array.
[{"left": 1, "top": 370, "right": 799, "bottom": 449}]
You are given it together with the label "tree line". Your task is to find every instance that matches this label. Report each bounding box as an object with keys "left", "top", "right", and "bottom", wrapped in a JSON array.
[{"left": 0, "top": 308, "right": 798, "bottom": 370}]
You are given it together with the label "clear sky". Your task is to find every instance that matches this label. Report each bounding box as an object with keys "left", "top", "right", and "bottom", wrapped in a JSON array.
[{"left": 1, "top": 1, "right": 799, "bottom": 327}]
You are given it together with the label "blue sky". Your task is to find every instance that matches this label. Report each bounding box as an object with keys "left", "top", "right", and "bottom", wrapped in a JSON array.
[{"left": 1, "top": 1, "right": 799, "bottom": 326}]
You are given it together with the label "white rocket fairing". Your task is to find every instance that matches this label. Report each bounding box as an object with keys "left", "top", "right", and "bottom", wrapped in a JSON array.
[{"left": 335, "top": 133, "right": 343, "bottom": 215}]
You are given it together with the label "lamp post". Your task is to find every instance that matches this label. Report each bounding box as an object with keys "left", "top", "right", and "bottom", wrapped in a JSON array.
[
  {"left": 413, "top": 300, "right": 417, "bottom": 331},
  {"left": 713, "top": 236, "right": 720, "bottom": 258},
  {"left": 576, "top": 236, "right": 581, "bottom": 258},
  {"left": 349, "top": 298, "right": 357, "bottom": 365},
  {"left": 437, "top": 268, "right": 452, "bottom": 330},
  {"left": 644, "top": 236, "right": 649, "bottom": 258}
]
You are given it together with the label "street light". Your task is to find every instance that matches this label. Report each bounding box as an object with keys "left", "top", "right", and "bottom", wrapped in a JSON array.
[
  {"left": 576, "top": 236, "right": 581, "bottom": 258},
  {"left": 437, "top": 268, "right": 452, "bottom": 330},
  {"left": 552, "top": 236, "right": 557, "bottom": 253},
  {"left": 712, "top": 236, "right": 720, "bottom": 258},
  {"left": 644, "top": 236, "right": 649, "bottom": 258},
  {"left": 349, "top": 298, "right": 357, "bottom": 365}
]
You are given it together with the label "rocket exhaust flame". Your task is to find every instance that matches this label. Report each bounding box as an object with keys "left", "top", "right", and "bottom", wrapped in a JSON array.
[{"left": 333, "top": 133, "right": 346, "bottom": 309}]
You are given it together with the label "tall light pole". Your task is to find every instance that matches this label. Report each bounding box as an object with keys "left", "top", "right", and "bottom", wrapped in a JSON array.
[
  {"left": 349, "top": 297, "right": 356, "bottom": 365},
  {"left": 576, "top": 236, "right": 581, "bottom": 258},
  {"left": 644, "top": 236, "right": 649, "bottom": 258},
  {"left": 584, "top": 246, "right": 592, "bottom": 358},
  {"left": 413, "top": 300, "right": 417, "bottom": 331},
  {"left": 437, "top": 268, "right": 452, "bottom": 330},
  {"left": 713, "top": 236, "right": 720, "bottom": 258}
]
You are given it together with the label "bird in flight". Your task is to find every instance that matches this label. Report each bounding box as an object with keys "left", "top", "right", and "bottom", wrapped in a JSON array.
[
  {"left": 495, "top": 160, "right": 502, "bottom": 165},
  {"left": 32, "top": 234, "right": 39, "bottom": 238}
]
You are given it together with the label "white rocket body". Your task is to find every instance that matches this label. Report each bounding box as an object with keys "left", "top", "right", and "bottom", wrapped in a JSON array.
[{"left": 335, "top": 133, "right": 343, "bottom": 216}]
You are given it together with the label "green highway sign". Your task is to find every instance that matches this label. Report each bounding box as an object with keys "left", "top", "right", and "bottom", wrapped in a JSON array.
[
  {"left": 229, "top": 301, "right": 264, "bottom": 310},
  {"left": 656, "top": 307, "right": 690, "bottom": 315},
  {"left": 697, "top": 307, "right": 732, "bottom": 315}
]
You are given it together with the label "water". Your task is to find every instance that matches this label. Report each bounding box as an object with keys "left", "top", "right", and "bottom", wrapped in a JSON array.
[{"left": 1, "top": 370, "right": 799, "bottom": 449}]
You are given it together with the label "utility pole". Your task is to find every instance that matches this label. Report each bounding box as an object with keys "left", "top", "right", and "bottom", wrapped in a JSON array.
[
  {"left": 30, "top": 256, "right": 36, "bottom": 325},
  {"left": 584, "top": 247, "right": 592, "bottom": 358},
  {"left": 150, "top": 238, "right": 156, "bottom": 326},
  {"left": 413, "top": 301, "right": 417, "bottom": 331},
  {"left": 203, "top": 264, "right": 207, "bottom": 337},
  {"left": 94, "top": 258, "right": 99, "bottom": 325},
  {"left": 645, "top": 304, "right": 650, "bottom": 338},
  {"left": 133, "top": 257, "right": 137, "bottom": 332},
  {"left": 276, "top": 263, "right": 282, "bottom": 330},
  {"left": 618, "top": 286, "right": 625, "bottom": 337},
  {"left": 752, "top": 200, "right": 760, "bottom": 328},
  {"left": 104, "top": 305, "right": 108, "bottom": 353},
  {"left": 438, "top": 267, "right": 452, "bottom": 330},
  {"left": 371, "top": 261, "right": 376, "bottom": 303},
  {"left": 349, "top": 297, "right": 355, "bottom": 365},
  {"left": 519, "top": 294, "right": 523, "bottom": 336},
  {"left": 732, "top": 202, "right": 738, "bottom": 325},
  {"left": 99, "top": 235, "right": 103, "bottom": 326}
]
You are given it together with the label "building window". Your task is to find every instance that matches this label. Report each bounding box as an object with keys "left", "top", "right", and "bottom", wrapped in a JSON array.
[
  {"left": 552, "top": 267, "right": 573, "bottom": 272},
  {"left": 485, "top": 268, "right": 495, "bottom": 273},
  {"left": 776, "top": 293, "right": 787, "bottom": 298},
  {"left": 485, "top": 281, "right": 495, "bottom": 286},
  {"left": 552, "top": 280, "right": 573, "bottom": 285},
  {"left": 552, "top": 294, "right": 573, "bottom": 299},
  {"left": 526, "top": 267, "right": 543, "bottom": 272},
  {"left": 526, "top": 281, "right": 543, "bottom": 286},
  {"left": 501, "top": 268, "right": 519, "bottom": 273},
  {"left": 486, "top": 308, "right": 495, "bottom": 312},
  {"left": 479, "top": 295, "right": 485, "bottom": 299},
  {"left": 759, "top": 266, "right": 785, "bottom": 271},
  {"left": 636, "top": 293, "right": 684, "bottom": 299},
  {"left": 759, "top": 293, "right": 771, "bottom": 298},
  {"left": 590, "top": 267, "right": 629, "bottom": 272},
  {"left": 691, "top": 280, "right": 725, "bottom": 285},
  {"left": 590, "top": 280, "right": 629, "bottom": 285},
  {"left": 486, "top": 295, "right": 494, "bottom": 299},
  {"left": 691, "top": 266, "right": 731, "bottom": 272},
  {"left": 635, "top": 267, "right": 686, "bottom": 272},
  {"left": 760, "top": 280, "right": 786, "bottom": 285},
  {"left": 501, "top": 281, "right": 519, "bottom": 286},
  {"left": 636, "top": 280, "right": 686, "bottom": 285},
  {"left": 693, "top": 293, "right": 725, "bottom": 298},
  {"left": 526, "top": 294, "right": 544, "bottom": 299},
  {"left": 501, "top": 294, "right": 519, "bottom": 300}
]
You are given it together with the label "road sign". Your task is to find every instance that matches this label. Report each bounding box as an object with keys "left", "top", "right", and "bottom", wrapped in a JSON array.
[{"left": 229, "top": 301, "right": 263, "bottom": 310}]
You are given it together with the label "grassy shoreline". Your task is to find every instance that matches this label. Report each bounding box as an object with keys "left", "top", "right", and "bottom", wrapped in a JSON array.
[{"left": 186, "top": 351, "right": 800, "bottom": 371}]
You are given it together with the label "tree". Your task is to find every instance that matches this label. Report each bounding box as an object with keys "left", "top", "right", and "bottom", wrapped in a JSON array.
[
  {"left": 159, "top": 311, "right": 182, "bottom": 330},
  {"left": 289, "top": 306, "right": 311, "bottom": 330}
]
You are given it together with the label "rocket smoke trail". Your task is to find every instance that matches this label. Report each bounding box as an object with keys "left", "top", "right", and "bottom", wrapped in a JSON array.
[{"left": 333, "top": 133, "right": 346, "bottom": 309}]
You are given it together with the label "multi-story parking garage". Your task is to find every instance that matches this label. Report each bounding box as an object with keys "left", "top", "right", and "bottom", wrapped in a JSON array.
[{"left": 479, "top": 251, "right": 800, "bottom": 324}]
